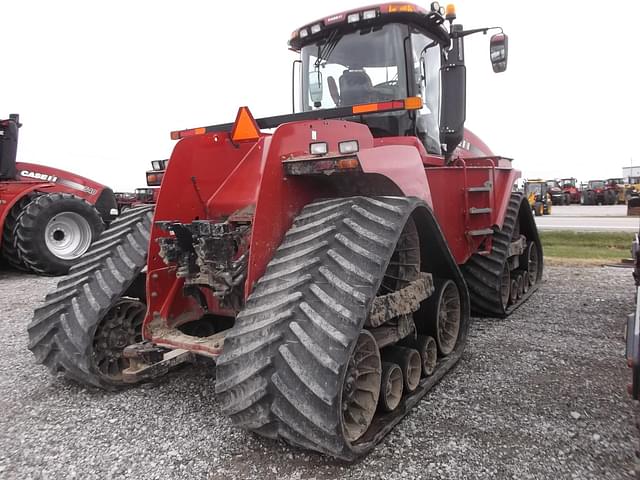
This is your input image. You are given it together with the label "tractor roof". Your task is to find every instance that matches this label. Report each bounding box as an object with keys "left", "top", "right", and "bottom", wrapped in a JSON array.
[{"left": 288, "top": 2, "right": 450, "bottom": 51}]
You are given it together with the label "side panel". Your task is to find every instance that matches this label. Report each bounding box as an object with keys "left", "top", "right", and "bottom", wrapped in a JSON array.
[
  {"left": 16, "top": 162, "right": 108, "bottom": 202},
  {"left": 426, "top": 164, "right": 520, "bottom": 264}
]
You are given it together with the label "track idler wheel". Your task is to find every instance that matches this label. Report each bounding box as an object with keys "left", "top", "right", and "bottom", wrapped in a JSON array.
[
  {"left": 425, "top": 279, "right": 461, "bottom": 356},
  {"left": 383, "top": 346, "right": 421, "bottom": 394},
  {"left": 526, "top": 242, "right": 541, "bottom": 285},
  {"left": 342, "top": 330, "right": 382, "bottom": 443},
  {"left": 379, "top": 362, "right": 404, "bottom": 412}
]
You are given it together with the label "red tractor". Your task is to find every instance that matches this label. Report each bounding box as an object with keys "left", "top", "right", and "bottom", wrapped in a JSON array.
[
  {"left": 1, "top": 114, "right": 118, "bottom": 275},
  {"left": 559, "top": 177, "right": 581, "bottom": 204},
  {"left": 28, "top": 4, "right": 543, "bottom": 460},
  {"left": 581, "top": 179, "right": 606, "bottom": 205}
]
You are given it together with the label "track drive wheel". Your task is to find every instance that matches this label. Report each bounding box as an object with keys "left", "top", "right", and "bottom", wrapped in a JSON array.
[
  {"left": 27, "top": 206, "right": 153, "bottom": 389},
  {"left": 1, "top": 192, "right": 40, "bottom": 271},
  {"left": 15, "top": 193, "right": 104, "bottom": 275},
  {"left": 215, "top": 196, "right": 468, "bottom": 460}
]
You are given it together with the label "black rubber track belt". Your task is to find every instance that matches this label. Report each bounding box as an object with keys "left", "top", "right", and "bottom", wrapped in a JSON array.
[
  {"left": 461, "top": 192, "right": 542, "bottom": 317},
  {"left": 15, "top": 193, "right": 104, "bottom": 275},
  {"left": 1, "top": 193, "right": 40, "bottom": 271},
  {"left": 215, "top": 196, "right": 467, "bottom": 460},
  {"left": 27, "top": 206, "right": 153, "bottom": 389}
]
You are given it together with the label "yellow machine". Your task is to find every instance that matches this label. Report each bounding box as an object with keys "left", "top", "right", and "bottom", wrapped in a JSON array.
[{"left": 524, "top": 179, "right": 552, "bottom": 216}]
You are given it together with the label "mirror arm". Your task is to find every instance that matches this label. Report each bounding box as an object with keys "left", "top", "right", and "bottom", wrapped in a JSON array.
[{"left": 454, "top": 26, "right": 503, "bottom": 39}]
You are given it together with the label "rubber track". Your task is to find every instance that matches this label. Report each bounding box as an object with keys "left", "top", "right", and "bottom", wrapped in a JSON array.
[
  {"left": 27, "top": 206, "right": 153, "bottom": 389},
  {"left": 461, "top": 192, "right": 541, "bottom": 317},
  {"left": 216, "top": 196, "right": 424, "bottom": 460},
  {"left": 1, "top": 193, "right": 39, "bottom": 270},
  {"left": 15, "top": 193, "right": 104, "bottom": 275}
]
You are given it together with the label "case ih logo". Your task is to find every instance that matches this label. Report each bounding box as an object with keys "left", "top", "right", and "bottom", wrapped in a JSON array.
[
  {"left": 20, "top": 170, "right": 98, "bottom": 195},
  {"left": 20, "top": 170, "right": 58, "bottom": 182}
]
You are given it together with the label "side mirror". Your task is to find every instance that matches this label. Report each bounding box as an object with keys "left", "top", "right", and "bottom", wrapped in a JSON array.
[
  {"left": 490, "top": 33, "right": 508, "bottom": 73},
  {"left": 309, "top": 70, "right": 323, "bottom": 107}
]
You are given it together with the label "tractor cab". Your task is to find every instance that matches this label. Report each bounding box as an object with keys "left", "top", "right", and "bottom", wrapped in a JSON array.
[
  {"left": 290, "top": 3, "right": 508, "bottom": 158},
  {"left": 0, "top": 114, "right": 19, "bottom": 180}
]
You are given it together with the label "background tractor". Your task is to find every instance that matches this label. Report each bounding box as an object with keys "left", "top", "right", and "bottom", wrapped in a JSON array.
[
  {"left": 604, "top": 177, "right": 626, "bottom": 205},
  {"left": 0, "top": 114, "right": 118, "bottom": 275},
  {"left": 114, "top": 160, "right": 166, "bottom": 213},
  {"left": 525, "top": 179, "right": 552, "bottom": 216},
  {"left": 581, "top": 179, "right": 606, "bottom": 205},
  {"left": 28, "top": 3, "right": 543, "bottom": 460},
  {"left": 559, "top": 177, "right": 581, "bottom": 204},
  {"left": 545, "top": 179, "right": 564, "bottom": 206}
]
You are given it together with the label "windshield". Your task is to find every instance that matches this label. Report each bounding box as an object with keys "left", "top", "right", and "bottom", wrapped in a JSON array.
[
  {"left": 546, "top": 180, "right": 559, "bottom": 188},
  {"left": 300, "top": 23, "right": 408, "bottom": 111},
  {"left": 589, "top": 181, "right": 605, "bottom": 189},
  {"left": 526, "top": 183, "right": 543, "bottom": 195}
]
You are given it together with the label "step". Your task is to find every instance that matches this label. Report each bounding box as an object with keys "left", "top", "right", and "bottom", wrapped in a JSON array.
[
  {"left": 468, "top": 228, "right": 494, "bottom": 237},
  {"left": 469, "top": 207, "right": 492, "bottom": 215},
  {"left": 467, "top": 186, "right": 492, "bottom": 193}
]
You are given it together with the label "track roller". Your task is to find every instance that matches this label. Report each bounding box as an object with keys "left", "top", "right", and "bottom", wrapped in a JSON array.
[
  {"left": 383, "top": 346, "right": 421, "bottom": 394},
  {"left": 379, "top": 362, "right": 403, "bottom": 412}
]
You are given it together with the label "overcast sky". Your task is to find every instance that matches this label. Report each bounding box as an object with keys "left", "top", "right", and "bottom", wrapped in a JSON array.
[{"left": 3, "top": 0, "right": 639, "bottom": 190}]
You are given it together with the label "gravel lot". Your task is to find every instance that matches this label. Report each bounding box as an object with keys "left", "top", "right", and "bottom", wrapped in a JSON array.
[{"left": 0, "top": 265, "right": 636, "bottom": 479}]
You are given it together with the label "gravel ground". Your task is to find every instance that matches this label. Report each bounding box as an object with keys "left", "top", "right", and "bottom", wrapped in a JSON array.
[{"left": 0, "top": 265, "right": 636, "bottom": 479}]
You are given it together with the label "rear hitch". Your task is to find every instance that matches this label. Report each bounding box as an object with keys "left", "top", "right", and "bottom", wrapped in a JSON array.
[{"left": 122, "top": 341, "right": 194, "bottom": 384}]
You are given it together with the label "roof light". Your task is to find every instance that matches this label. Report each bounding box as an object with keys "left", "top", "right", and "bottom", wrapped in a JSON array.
[
  {"left": 161, "top": 159, "right": 169, "bottom": 169},
  {"left": 445, "top": 3, "right": 456, "bottom": 21},
  {"left": 299, "top": 28, "right": 309, "bottom": 38},
  {"left": 347, "top": 12, "right": 360, "bottom": 23},
  {"left": 151, "top": 160, "right": 163, "bottom": 170},
  {"left": 338, "top": 140, "right": 359, "bottom": 154},
  {"left": 362, "top": 9, "right": 377, "bottom": 20},
  {"left": 310, "top": 23, "right": 322, "bottom": 34},
  {"left": 230, "top": 106, "right": 261, "bottom": 143},
  {"left": 430, "top": 2, "right": 440, "bottom": 12},
  {"left": 310, "top": 142, "right": 328, "bottom": 155},
  {"left": 388, "top": 4, "right": 416, "bottom": 13}
]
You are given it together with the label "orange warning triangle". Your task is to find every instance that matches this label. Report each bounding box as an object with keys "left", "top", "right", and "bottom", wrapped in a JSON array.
[{"left": 230, "top": 106, "right": 261, "bottom": 142}]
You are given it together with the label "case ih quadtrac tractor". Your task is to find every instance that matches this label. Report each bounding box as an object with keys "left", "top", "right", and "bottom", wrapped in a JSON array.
[
  {"left": 28, "top": 3, "right": 543, "bottom": 460},
  {"left": 0, "top": 114, "right": 118, "bottom": 275}
]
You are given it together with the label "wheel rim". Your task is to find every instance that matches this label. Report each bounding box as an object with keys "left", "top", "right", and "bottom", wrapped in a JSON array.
[
  {"left": 420, "top": 336, "right": 437, "bottom": 376},
  {"left": 44, "top": 212, "right": 93, "bottom": 260},
  {"left": 437, "top": 282, "right": 461, "bottom": 356},
  {"left": 527, "top": 242, "right": 540, "bottom": 285},
  {"left": 380, "top": 362, "right": 403, "bottom": 412},
  {"left": 342, "top": 330, "right": 381, "bottom": 443},
  {"left": 93, "top": 299, "right": 145, "bottom": 380},
  {"left": 500, "top": 264, "right": 510, "bottom": 309}
]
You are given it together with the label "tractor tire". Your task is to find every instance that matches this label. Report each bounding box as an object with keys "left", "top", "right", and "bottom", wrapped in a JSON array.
[
  {"left": 563, "top": 193, "right": 571, "bottom": 206},
  {"left": 604, "top": 189, "right": 618, "bottom": 206},
  {"left": 27, "top": 206, "right": 153, "bottom": 389},
  {"left": 534, "top": 202, "right": 544, "bottom": 217},
  {"left": 15, "top": 193, "right": 105, "bottom": 275},
  {"left": 215, "top": 196, "right": 468, "bottom": 460},
  {"left": 461, "top": 192, "right": 543, "bottom": 317},
  {"left": 1, "top": 192, "right": 41, "bottom": 271}
]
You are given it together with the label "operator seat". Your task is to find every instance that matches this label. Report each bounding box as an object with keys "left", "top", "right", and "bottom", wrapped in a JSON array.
[{"left": 339, "top": 69, "right": 372, "bottom": 106}]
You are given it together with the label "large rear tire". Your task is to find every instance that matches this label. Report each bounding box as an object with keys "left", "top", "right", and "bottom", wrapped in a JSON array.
[
  {"left": 215, "top": 196, "right": 467, "bottom": 460},
  {"left": 1, "top": 192, "right": 40, "bottom": 271},
  {"left": 15, "top": 193, "right": 105, "bottom": 275},
  {"left": 27, "top": 206, "right": 153, "bottom": 389}
]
